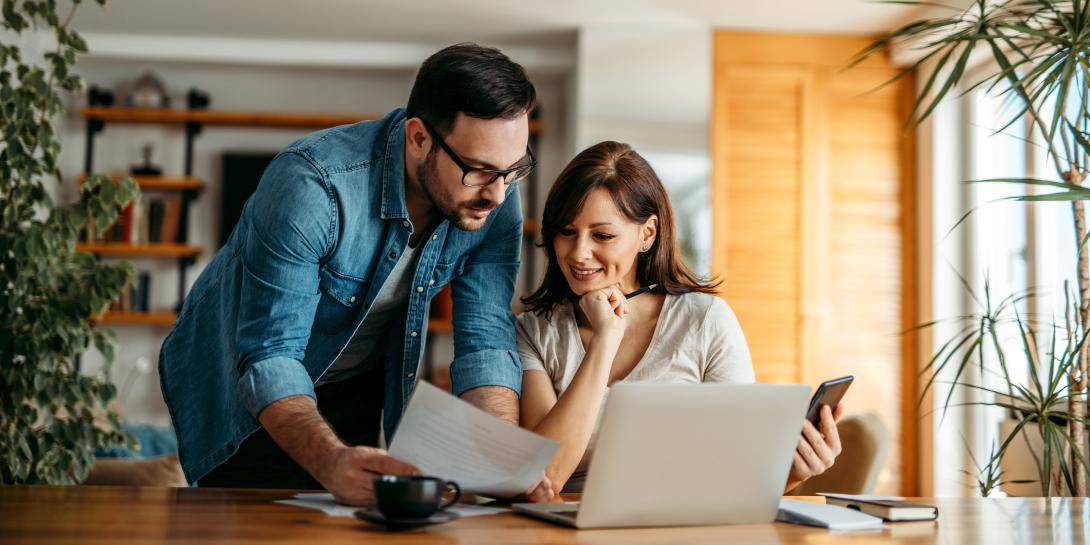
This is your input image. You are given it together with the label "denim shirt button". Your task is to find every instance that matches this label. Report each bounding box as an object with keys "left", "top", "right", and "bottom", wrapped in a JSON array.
[
  {"left": 406, "top": 372, "right": 415, "bottom": 379},
  {"left": 402, "top": 220, "right": 409, "bottom": 228},
  {"left": 349, "top": 296, "right": 357, "bottom": 303},
  {"left": 428, "top": 279, "right": 435, "bottom": 286},
  {"left": 410, "top": 331, "right": 418, "bottom": 337},
  {"left": 389, "top": 251, "right": 397, "bottom": 259},
  {"left": 415, "top": 286, "right": 424, "bottom": 293},
  {"left": 431, "top": 234, "right": 438, "bottom": 241}
]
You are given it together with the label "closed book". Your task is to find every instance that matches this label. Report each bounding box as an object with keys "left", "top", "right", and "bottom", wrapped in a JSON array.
[
  {"left": 136, "top": 271, "right": 151, "bottom": 312},
  {"left": 820, "top": 494, "right": 938, "bottom": 522},
  {"left": 120, "top": 202, "right": 135, "bottom": 243},
  {"left": 120, "top": 278, "right": 132, "bottom": 312},
  {"left": 147, "top": 199, "right": 165, "bottom": 243},
  {"left": 161, "top": 195, "right": 182, "bottom": 243}
]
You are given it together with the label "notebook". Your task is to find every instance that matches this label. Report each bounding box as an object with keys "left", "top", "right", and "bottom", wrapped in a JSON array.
[
  {"left": 819, "top": 494, "right": 938, "bottom": 522},
  {"left": 776, "top": 499, "right": 885, "bottom": 530}
]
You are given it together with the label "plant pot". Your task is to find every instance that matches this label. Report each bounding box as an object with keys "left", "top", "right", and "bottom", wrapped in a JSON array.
[{"left": 998, "top": 419, "right": 1089, "bottom": 497}]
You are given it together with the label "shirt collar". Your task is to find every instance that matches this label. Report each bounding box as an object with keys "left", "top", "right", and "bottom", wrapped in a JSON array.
[{"left": 380, "top": 111, "right": 409, "bottom": 220}]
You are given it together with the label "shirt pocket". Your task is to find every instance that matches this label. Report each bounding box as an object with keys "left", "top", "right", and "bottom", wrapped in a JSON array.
[
  {"left": 429, "top": 257, "right": 466, "bottom": 296},
  {"left": 313, "top": 267, "right": 369, "bottom": 334}
]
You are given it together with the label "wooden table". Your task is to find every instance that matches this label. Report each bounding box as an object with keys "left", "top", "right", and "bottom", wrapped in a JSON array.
[{"left": 0, "top": 485, "right": 1086, "bottom": 544}]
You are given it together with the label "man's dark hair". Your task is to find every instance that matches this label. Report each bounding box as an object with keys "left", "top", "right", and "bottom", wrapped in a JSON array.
[{"left": 406, "top": 42, "right": 536, "bottom": 135}]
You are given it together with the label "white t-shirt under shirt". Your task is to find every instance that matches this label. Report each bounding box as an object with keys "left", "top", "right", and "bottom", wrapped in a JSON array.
[
  {"left": 515, "top": 291, "right": 756, "bottom": 489},
  {"left": 317, "top": 239, "right": 425, "bottom": 386}
]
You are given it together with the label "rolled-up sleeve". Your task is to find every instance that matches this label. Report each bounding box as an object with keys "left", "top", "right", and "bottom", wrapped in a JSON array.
[
  {"left": 235, "top": 151, "right": 334, "bottom": 417},
  {"left": 238, "top": 356, "right": 317, "bottom": 417},
  {"left": 448, "top": 187, "right": 523, "bottom": 397}
]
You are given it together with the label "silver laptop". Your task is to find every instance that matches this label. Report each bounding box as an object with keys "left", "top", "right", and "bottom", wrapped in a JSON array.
[{"left": 513, "top": 383, "right": 810, "bottom": 529}]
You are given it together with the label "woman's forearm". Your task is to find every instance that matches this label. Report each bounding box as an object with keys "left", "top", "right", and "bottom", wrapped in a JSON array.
[{"left": 531, "top": 332, "right": 622, "bottom": 493}]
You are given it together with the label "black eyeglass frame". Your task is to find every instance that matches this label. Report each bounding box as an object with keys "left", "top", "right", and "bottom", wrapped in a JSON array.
[{"left": 419, "top": 118, "right": 537, "bottom": 188}]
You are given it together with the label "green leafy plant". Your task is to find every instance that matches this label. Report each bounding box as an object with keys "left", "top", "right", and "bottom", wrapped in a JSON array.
[
  {"left": 1, "top": 0, "right": 138, "bottom": 484},
  {"left": 917, "top": 276, "right": 1090, "bottom": 495},
  {"left": 860, "top": 0, "right": 1090, "bottom": 495}
]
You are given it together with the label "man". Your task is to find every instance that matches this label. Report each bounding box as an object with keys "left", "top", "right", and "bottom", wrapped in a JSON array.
[{"left": 159, "top": 43, "right": 552, "bottom": 505}]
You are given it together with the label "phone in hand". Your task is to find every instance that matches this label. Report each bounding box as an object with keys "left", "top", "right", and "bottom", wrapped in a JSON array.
[{"left": 805, "top": 375, "right": 853, "bottom": 427}]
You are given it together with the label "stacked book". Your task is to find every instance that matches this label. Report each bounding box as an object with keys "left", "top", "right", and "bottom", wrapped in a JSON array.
[
  {"left": 82, "top": 196, "right": 184, "bottom": 244},
  {"left": 109, "top": 271, "right": 152, "bottom": 313}
]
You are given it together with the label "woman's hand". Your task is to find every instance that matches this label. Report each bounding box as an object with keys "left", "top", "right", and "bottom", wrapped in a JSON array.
[
  {"left": 786, "top": 404, "right": 843, "bottom": 491},
  {"left": 577, "top": 285, "right": 628, "bottom": 338},
  {"left": 516, "top": 473, "right": 553, "bottom": 501}
]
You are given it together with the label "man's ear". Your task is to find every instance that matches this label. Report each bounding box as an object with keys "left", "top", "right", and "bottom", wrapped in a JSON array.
[{"left": 404, "top": 117, "right": 430, "bottom": 160}]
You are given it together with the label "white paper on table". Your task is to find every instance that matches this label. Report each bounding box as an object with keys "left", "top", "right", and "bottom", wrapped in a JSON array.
[
  {"left": 387, "top": 381, "right": 559, "bottom": 496},
  {"left": 777, "top": 499, "right": 886, "bottom": 531},
  {"left": 818, "top": 493, "right": 907, "bottom": 502},
  {"left": 275, "top": 493, "right": 509, "bottom": 518}
]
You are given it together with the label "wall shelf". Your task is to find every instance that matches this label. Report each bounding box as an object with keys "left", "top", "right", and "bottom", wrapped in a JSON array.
[
  {"left": 82, "top": 106, "right": 379, "bottom": 129},
  {"left": 78, "top": 174, "right": 205, "bottom": 192},
  {"left": 82, "top": 106, "right": 543, "bottom": 133},
  {"left": 427, "top": 319, "right": 453, "bottom": 333},
  {"left": 97, "top": 311, "right": 178, "bottom": 326},
  {"left": 76, "top": 243, "right": 201, "bottom": 259}
]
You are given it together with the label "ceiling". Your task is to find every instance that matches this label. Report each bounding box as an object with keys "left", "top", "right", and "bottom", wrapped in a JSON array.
[{"left": 70, "top": 0, "right": 933, "bottom": 45}]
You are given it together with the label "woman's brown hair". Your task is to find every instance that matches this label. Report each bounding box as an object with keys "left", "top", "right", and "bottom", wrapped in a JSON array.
[{"left": 522, "top": 141, "right": 718, "bottom": 317}]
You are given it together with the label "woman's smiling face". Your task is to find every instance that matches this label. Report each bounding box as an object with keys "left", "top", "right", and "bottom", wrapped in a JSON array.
[{"left": 552, "top": 188, "right": 656, "bottom": 296}]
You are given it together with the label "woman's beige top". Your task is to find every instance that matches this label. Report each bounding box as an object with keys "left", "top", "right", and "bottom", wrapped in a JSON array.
[{"left": 516, "top": 291, "right": 756, "bottom": 490}]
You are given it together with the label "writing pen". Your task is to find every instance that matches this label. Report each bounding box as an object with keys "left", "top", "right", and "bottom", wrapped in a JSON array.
[{"left": 624, "top": 284, "right": 658, "bottom": 299}]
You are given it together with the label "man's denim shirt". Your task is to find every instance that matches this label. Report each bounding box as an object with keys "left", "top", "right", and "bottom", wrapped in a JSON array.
[{"left": 159, "top": 108, "right": 523, "bottom": 484}]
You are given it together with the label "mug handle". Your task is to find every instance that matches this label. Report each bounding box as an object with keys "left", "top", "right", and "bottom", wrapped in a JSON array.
[{"left": 438, "top": 480, "right": 461, "bottom": 511}]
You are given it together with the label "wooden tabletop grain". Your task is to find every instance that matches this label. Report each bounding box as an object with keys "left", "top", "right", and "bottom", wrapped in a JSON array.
[{"left": 0, "top": 485, "right": 1085, "bottom": 544}]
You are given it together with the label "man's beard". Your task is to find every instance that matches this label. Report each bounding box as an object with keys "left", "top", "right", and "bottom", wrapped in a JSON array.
[{"left": 417, "top": 149, "right": 498, "bottom": 232}]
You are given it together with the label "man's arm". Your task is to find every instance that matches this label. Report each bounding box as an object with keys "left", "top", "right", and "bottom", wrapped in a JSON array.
[
  {"left": 235, "top": 153, "right": 418, "bottom": 504},
  {"left": 259, "top": 396, "right": 420, "bottom": 506},
  {"left": 460, "top": 385, "right": 518, "bottom": 425},
  {"left": 447, "top": 186, "right": 524, "bottom": 415}
]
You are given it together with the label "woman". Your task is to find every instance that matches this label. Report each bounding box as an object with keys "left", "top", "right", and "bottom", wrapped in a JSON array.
[{"left": 517, "top": 141, "right": 843, "bottom": 496}]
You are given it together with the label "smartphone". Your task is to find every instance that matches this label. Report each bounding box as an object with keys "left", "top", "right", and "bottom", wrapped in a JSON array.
[{"left": 805, "top": 375, "right": 853, "bottom": 426}]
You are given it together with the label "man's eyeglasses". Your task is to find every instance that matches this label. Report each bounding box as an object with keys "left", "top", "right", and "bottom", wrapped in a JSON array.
[{"left": 420, "top": 118, "right": 536, "bottom": 188}]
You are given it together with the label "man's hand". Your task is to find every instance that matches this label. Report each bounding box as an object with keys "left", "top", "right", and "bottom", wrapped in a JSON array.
[
  {"left": 318, "top": 445, "right": 422, "bottom": 506},
  {"left": 258, "top": 395, "right": 420, "bottom": 507}
]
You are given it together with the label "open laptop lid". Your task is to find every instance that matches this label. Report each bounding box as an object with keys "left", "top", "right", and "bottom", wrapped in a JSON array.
[{"left": 576, "top": 383, "right": 810, "bottom": 528}]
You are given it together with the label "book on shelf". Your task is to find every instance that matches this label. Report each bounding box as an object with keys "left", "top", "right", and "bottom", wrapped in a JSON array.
[
  {"left": 109, "top": 270, "right": 152, "bottom": 313},
  {"left": 147, "top": 199, "right": 166, "bottom": 242},
  {"left": 160, "top": 195, "right": 183, "bottom": 244},
  {"left": 80, "top": 196, "right": 183, "bottom": 245}
]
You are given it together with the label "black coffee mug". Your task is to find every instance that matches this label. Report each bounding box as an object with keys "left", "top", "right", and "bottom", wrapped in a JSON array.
[{"left": 373, "top": 475, "right": 461, "bottom": 519}]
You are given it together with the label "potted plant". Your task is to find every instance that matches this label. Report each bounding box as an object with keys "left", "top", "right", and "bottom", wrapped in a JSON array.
[
  {"left": 859, "top": 0, "right": 1090, "bottom": 496},
  {"left": 0, "top": 0, "right": 138, "bottom": 484}
]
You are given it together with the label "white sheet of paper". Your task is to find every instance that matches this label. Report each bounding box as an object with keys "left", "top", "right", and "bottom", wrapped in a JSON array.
[
  {"left": 387, "top": 381, "right": 559, "bottom": 496},
  {"left": 275, "top": 493, "right": 509, "bottom": 518},
  {"left": 818, "top": 493, "right": 907, "bottom": 502}
]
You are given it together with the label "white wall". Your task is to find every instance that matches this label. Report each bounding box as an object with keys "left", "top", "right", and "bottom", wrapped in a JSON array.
[
  {"left": 574, "top": 25, "right": 714, "bottom": 274},
  {"left": 57, "top": 25, "right": 714, "bottom": 428},
  {"left": 63, "top": 50, "right": 573, "bottom": 427}
]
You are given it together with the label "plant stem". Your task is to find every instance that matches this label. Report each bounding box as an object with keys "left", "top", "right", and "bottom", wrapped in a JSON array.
[{"left": 1071, "top": 176, "right": 1089, "bottom": 496}]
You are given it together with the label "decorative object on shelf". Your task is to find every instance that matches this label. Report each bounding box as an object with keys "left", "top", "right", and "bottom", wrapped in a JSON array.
[
  {"left": 186, "top": 87, "right": 210, "bottom": 110},
  {"left": 0, "top": 0, "right": 136, "bottom": 485},
  {"left": 126, "top": 70, "right": 170, "bottom": 109},
  {"left": 87, "top": 84, "right": 114, "bottom": 107},
  {"left": 130, "top": 143, "right": 163, "bottom": 176},
  {"left": 861, "top": 0, "right": 1090, "bottom": 497}
]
